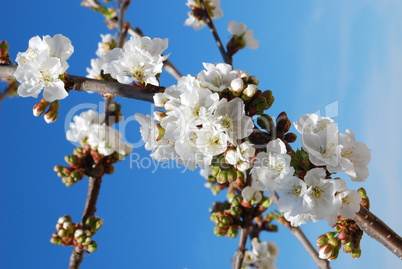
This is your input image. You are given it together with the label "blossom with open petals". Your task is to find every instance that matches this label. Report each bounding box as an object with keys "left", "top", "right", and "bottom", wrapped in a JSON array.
[{"left": 228, "top": 20, "right": 259, "bottom": 49}]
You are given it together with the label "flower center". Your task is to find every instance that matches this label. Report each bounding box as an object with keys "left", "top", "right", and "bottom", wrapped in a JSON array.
[
  {"left": 311, "top": 186, "right": 322, "bottom": 198},
  {"left": 292, "top": 185, "right": 302, "bottom": 197}
]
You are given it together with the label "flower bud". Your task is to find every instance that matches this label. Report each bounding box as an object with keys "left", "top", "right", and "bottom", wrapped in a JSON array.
[
  {"left": 213, "top": 226, "right": 227, "bottom": 237},
  {"left": 153, "top": 93, "right": 168, "bottom": 108},
  {"left": 86, "top": 241, "right": 98, "bottom": 253},
  {"left": 210, "top": 166, "right": 221, "bottom": 178},
  {"left": 248, "top": 76, "right": 259, "bottom": 85},
  {"left": 216, "top": 170, "right": 228, "bottom": 184},
  {"left": 227, "top": 169, "right": 237, "bottom": 183},
  {"left": 230, "top": 78, "right": 244, "bottom": 95},
  {"left": 226, "top": 225, "right": 239, "bottom": 238},
  {"left": 0, "top": 41, "right": 10, "bottom": 64},
  {"left": 44, "top": 101, "right": 60, "bottom": 123},
  {"left": 242, "top": 84, "right": 258, "bottom": 100},
  {"left": 33, "top": 99, "right": 50, "bottom": 116},
  {"left": 284, "top": 132, "right": 297, "bottom": 143}
]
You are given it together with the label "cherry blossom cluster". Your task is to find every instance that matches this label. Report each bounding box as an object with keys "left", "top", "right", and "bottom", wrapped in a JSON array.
[
  {"left": 14, "top": 34, "right": 74, "bottom": 102},
  {"left": 66, "top": 109, "right": 132, "bottom": 156},
  {"left": 250, "top": 113, "right": 370, "bottom": 227},
  {"left": 136, "top": 63, "right": 260, "bottom": 171},
  {"left": 235, "top": 238, "right": 279, "bottom": 269},
  {"left": 50, "top": 215, "right": 103, "bottom": 253},
  {"left": 184, "top": 0, "right": 223, "bottom": 30}
]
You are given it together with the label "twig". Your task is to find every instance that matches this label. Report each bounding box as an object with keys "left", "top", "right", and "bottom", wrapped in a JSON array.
[
  {"left": 272, "top": 193, "right": 330, "bottom": 269},
  {"left": 354, "top": 205, "right": 402, "bottom": 260},
  {"left": 0, "top": 64, "right": 164, "bottom": 102},
  {"left": 0, "top": 80, "right": 16, "bottom": 103},
  {"left": 198, "top": 0, "right": 232, "bottom": 65},
  {"left": 234, "top": 227, "right": 251, "bottom": 269}
]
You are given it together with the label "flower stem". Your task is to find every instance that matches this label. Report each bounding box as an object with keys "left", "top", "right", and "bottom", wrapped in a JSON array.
[{"left": 199, "top": 0, "right": 232, "bottom": 65}]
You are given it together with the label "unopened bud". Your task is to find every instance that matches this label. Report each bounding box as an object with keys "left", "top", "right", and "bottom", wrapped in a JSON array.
[
  {"left": 213, "top": 226, "right": 227, "bottom": 237},
  {"left": 44, "top": 101, "right": 59, "bottom": 123},
  {"left": 226, "top": 225, "right": 239, "bottom": 238},
  {"left": 242, "top": 84, "right": 258, "bottom": 100},
  {"left": 0, "top": 41, "right": 9, "bottom": 58},
  {"left": 248, "top": 76, "right": 259, "bottom": 85},
  {"left": 230, "top": 78, "right": 244, "bottom": 95},
  {"left": 216, "top": 170, "right": 228, "bottom": 184},
  {"left": 86, "top": 241, "right": 98, "bottom": 253},
  {"left": 33, "top": 99, "right": 50, "bottom": 116},
  {"left": 156, "top": 124, "right": 165, "bottom": 141}
]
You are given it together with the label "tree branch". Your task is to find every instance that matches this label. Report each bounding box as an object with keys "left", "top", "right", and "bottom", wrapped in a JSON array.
[
  {"left": 0, "top": 64, "right": 164, "bottom": 102},
  {"left": 199, "top": 0, "right": 232, "bottom": 65},
  {"left": 354, "top": 205, "right": 402, "bottom": 259},
  {"left": 234, "top": 226, "right": 251, "bottom": 269}
]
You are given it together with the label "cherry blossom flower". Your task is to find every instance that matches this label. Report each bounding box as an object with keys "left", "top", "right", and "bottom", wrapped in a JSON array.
[
  {"left": 15, "top": 34, "right": 74, "bottom": 102},
  {"left": 197, "top": 63, "right": 242, "bottom": 92},
  {"left": 184, "top": 0, "right": 223, "bottom": 30},
  {"left": 304, "top": 168, "right": 344, "bottom": 225},
  {"left": 228, "top": 20, "right": 259, "bottom": 49},
  {"left": 103, "top": 35, "right": 168, "bottom": 86},
  {"left": 294, "top": 113, "right": 340, "bottom": 167},
  {"left": 96, "top": 33, "right": 117, "bottom": 57},
  {"left": 328, "top": 129, "right": 371, "bottom": 182},
  {"left": 251, "top": 139, "right": 294, "bottom": 199},
  {"left": 66, "top": 109, "right": 132, "bottom": 157}
]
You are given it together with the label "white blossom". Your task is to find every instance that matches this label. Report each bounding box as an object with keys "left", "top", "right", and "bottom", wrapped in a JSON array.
[
  {"left": 242, "top": 186, "right": 262, "bottom": 203},
  {"left": 337, "top": 189, "right": 362, "bottom": 219},
  {"left": 184, "top": 0, "right": 223, "bottom": 30},
  {"left": 87, "top": 124, "right": 132, "bottom": 156},
  {"left": 66, "top": 110, "right": 104, "bottom": 142},
  {"left": 197, "top": 62, "right": 242, "bottom": 92},
  {"left": 66, "top": 109, "right": 132, "bottom": 157},
  {"left": 304, "top": 168, "right": 344, "bottom": 225},
  {"left": 103, "top": 35, "right": 168, "bottom": 86},
  {"left": 15, "top": 34, "right": 74, "bottom": 102},
  {"left": 294, "top": 113, "right": 340, "bottom": 167},
  {"left": 251, "top": 139, "right": 294, "bottom": 199},
  {"left": 96, "top": 33, "right": 117, "bottom": 57},
  {"left": 328, "top": 129, "right": 371, "bottom": 182},
  {"left": 86, "top": 57, "right": 108, "bottom": 80},
  {"left": 228, "top": 20, "right": 259, "bottom": 49}
]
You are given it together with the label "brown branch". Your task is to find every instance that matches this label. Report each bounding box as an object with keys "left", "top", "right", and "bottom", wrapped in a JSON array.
[
  {"left": 234, "top": 226, "right": 252, "bottom": 269},
  {"left": 199, "top": 0, "right": 232, "bottom": 65},
  {"left": 354, "top": 205, "right": 402, "bottom": 259},
  {"left": 0, "top": 64, "right": 164, "bottom": 102},
  {"left": 0, "top": 79, "right": 16, "bottom": 103}
]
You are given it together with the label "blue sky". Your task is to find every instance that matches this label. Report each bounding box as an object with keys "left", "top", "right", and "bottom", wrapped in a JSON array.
[{"left": 2, "top": 0, "right": 402, "bottom": 268}]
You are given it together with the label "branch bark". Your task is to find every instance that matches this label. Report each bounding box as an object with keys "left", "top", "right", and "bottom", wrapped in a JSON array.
[
  {"left": 354, "top": 205, "right": 402, "bottom": 260},
  {"left": 234, "top": 226, "right": 251, "bottom": 269},
  {"left": 0, "top": 64, "right": 164, "bottom": 102}
]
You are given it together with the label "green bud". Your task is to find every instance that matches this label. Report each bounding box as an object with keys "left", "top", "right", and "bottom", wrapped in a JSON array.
[
  {"left": 86, "top": 241, "right": 98, "bottom": 253},
  {"left": 257, "top": 114, "right": 275, "bottom": 132},
  {"left": 44, "top": 101, "right": 60, "bottom": 123},
  {"left": 226, "top": 225, "right": 239, "bottom": 238},
  {"left": 216, "top": 170, "right": 228, "bottom": 184},
  {"left": 229, "top": 205, "right": 242, "bottom": 218},
  {"left": 213, "top": 226, "right": 227, "bottom": 237},
  {"left": 50, "top": 235, "right": 62, "bottom": 245},
  {"left": 211, "top": 166, "right": 221, "bottom": 178},
  {"left": 227, "top": 169, "right": 237, "bottom": 183}
]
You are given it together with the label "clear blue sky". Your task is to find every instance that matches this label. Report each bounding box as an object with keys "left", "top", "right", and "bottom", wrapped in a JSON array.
[{"left": 2, "top": 1, "right": 402, "bottom": 268}]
